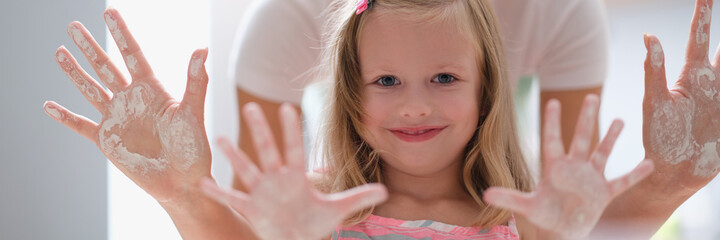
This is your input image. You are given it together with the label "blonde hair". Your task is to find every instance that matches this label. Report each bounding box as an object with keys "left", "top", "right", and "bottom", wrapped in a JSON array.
[{"left": 316, "top": 0, "right": 533, "bottom": 227}]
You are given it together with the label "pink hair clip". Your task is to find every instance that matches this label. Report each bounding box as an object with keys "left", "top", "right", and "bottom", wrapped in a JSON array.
[{"left": 356, "top": 0, "right": 373, "bottom": 15}]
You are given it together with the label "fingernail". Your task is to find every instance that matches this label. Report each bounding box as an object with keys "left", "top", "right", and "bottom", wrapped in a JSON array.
[
  {"left": 280, "top": 103, "right": 296, "bottom": 120},
  {"left": 244, "top": 103, "right": 262, "bottom": 121},
  {"left": 56, "top": 50, "right": 68, "bottom": 63},
  {"left": 105, "top": 11, "right": 128, "bottom": 51},
  {"left": 43, "top": 101, "right": 62, "bottom": 120},
  {"left": 104, "top": 10, "right": 114, "bottom": 25},
  {"left": 190, "top": 55, "right": 203, "bottom": 77}
]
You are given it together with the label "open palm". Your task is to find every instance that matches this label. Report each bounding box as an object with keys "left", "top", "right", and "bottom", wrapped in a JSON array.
[
  {"left": 484, "top": 96, "right": 654, "bottom": 239},
  {"left": 44, "top": 8, "right": 211, "bottom": 202},
  {"left": 643, "top": 0, "right": 720, "bottom": 189},
  {"left": 201, "top": 103, "right": 388, "bottom": 240}
]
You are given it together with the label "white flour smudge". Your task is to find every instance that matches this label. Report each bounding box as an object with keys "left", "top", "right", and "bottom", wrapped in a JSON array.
[
  {"left": 44, "top": 102, "right": 62, "bottom": 120},
  {"left": 697, "top": 5, "right": 712, "bottom": 44},
  {"left": 128, "top": 86, "right": 147, "bottom": 115},
  {"left": 99, "top": 83, "right": 168, "bottom": 175},
  {"left": 68, "top": 25, "right": 97, "bottom": 61},
  {"left": 126, "top": 55, "right": 138, "bottom": 74},
  {"left": 650, "top": 100, "right": 695, "bottom": 164},
  {"left": 159, "top": 109, "right": 201, "bottom": 170},
  {"left": 190, "top": 56, "right": 203, "bottom": 77},
  {"left": 99, "top": 64, "right": 114, "bottom": 84},
  {"left": 106, "top": 134, "right": 168, "bottom": 173},
  {"left": 694, "top": 140, "right": 720, "bottom": 177},
  {"left": 650, "top": 42, "right": 663, "bottom": 69},
  {"left": 696, "top": 68, "right": 717, "bottom": 99},
  {"left": 105, "top": 13, "right": 128, "bottom": 51},
  {"left": 57, "top": 51, "right": 101, "bottom": 103},
  {"left": 697, "top": 68, "right": 716, "bottom": 82},
  {"left": 56, "top": 50, "right": 67, "bottom": 62}
]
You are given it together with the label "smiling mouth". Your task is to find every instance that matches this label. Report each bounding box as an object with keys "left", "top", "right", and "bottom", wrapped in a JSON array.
[{"left": 389, "top": 126, "right": 446, "bottom": 142}]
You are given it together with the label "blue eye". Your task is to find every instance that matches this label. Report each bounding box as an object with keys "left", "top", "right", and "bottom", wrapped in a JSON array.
[
  {"left": 433, "top": 73, "right": 456, "bottom": 84},
  {"left": 376, "top": 76, "right": 399, "bottom": 87}
]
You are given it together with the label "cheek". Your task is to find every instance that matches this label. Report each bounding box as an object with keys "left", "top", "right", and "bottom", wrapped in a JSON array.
[
  {"left": 442, "top": 92, "right": 479, "bottom": 126},
  {"left": 361, "top": 93, "right": 393, "bottom": 127}
]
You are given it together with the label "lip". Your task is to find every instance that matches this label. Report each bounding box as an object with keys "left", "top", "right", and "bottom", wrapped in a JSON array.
[{"left": 388, "top": 126, "right": 446, "bottom": 142}]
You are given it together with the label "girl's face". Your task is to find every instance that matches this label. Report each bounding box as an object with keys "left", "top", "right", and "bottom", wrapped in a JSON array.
[{"left": 358, "top": 10, "right": 481, "bottom": 176}]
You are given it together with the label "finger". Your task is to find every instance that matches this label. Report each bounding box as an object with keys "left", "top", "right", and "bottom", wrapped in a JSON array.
[
  {"left": 67, "top": 22, "right": 129, "bottom": 92},
  {"left": 280, "top": 103, "right": 306, "bottom": 171},
  {"left": 542, "top": 99, "right": 565, "bottom": 164},
  {"left": 104, "top": 8, "right": 155, "bottom": 80},
  {"left": 55, "top": 46, "right": 111, "bottom": 112},
  {"left": 43, "top": 101, "right": 99, "bottom": 143},
  {"left": 243, "top": 103, "right": 284, "bottom": 172},
  {"left": 200, "top": 178, "right": 251, "bottom": 214},
  {"left": 182, "top": 48, "right": 209, "bottom": 114},
  {"left": 327, "top": 183, "right": 388, "bottom": 217},
  {"left": 217, "top": 136, "right": 262, "bottom": 191},
  {"left": 687, "top": 0, "right": 714, "bottom": 63},
  {"left": 608, "top": 160, "right": 655, "bottom": 198},
  {"left": 483, "top": 187, "right": 533, "bottom": 215},
  {"left": 569, "top": 94, "right": 600, "bottom": 160},
  {"left": 591, "top": 120, "right": 624, "bottom": 172},
  {"left": 644, "top": 34, "right": 670, "bottom": 96}
]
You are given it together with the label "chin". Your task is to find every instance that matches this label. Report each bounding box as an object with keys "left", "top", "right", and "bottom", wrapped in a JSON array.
[{"left": 384, "top": 154, "right": 458, "bottom": 176}]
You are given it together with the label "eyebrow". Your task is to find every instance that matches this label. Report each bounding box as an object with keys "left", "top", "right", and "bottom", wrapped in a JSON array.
[
  {"left": 436, "top": 64, "right": 468, "bottom": 72},
  {"left": 360, "top": 64, "right": 471, "bottom": 83},
  {"left": 363, "top": 64, "right": 467, "bottom": 74}
]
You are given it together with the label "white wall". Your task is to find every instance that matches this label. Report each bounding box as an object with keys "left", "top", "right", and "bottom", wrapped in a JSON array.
[
  {"left": 0, "top": 1, "right": 107, "bottom": 239},
  {"left": 208, "top": 0, "right": 253, "bottom": 190}
]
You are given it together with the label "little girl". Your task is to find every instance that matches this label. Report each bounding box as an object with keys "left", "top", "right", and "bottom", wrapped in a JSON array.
[
  {"left": 44, "top": 0, "right": 658, "bottom": 240},
  {"left": 200, "top": 0, "right": 653, "bottom": 239}
]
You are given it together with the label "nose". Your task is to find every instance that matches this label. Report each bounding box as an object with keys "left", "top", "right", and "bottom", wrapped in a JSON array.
[{"left": 398, "top": 88, "right": 432, "bottom": 118}]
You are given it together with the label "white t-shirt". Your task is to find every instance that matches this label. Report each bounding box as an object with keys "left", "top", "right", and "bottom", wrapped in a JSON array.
[{"left": 231, "top": 0, "right": 609, "bottom": 105}]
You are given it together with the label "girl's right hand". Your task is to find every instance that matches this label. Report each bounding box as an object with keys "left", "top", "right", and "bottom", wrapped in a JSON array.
[{"left": 200, "top": 103, "right": 388, "bottom": 240}]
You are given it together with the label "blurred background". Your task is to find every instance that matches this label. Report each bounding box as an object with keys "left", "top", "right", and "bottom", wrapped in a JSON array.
[{"left": 1, "top": 0, "right": 719, "bottom": 239}]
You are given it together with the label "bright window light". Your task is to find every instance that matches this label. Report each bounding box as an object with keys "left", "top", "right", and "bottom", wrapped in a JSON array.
[{"left": 105, "top": 1, "right": 209, "bottom": 239}]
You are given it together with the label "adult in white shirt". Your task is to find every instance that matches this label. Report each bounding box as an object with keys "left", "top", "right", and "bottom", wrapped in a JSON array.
[{"left": 231, "top": 0, "right": 608, "bottom": 201}]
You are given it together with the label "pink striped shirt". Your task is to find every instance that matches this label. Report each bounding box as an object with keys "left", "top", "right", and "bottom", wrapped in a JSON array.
[{"left": 333, "top": 214, "right": 519, "bottom": 240}]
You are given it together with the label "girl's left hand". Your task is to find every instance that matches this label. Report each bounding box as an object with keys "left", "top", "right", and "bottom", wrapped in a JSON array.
[{"left": 483, "top": 95, "right": 654, "bottom": 239}]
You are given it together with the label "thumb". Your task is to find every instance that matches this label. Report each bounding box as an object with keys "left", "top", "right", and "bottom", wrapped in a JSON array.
[
  {"left": 183, "top": 48, "right": 209, "bottom": 114},
  {"left": 327, "top": 183, "right": 388, "bottom": 217},
  {"left": 483, "top": 187, "right": 533, "bottom": 215},
  {"left": 643, "top": 33, "right": 670, "bottom": 99},
  {"left": 608, "top": 159, "right": 654, "bottom": 198}
]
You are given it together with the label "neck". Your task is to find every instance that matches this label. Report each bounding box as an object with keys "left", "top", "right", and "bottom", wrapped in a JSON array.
[{"left": 382, "top": 159, "right": 469, "bottom": 201}]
